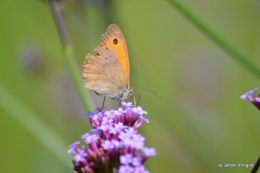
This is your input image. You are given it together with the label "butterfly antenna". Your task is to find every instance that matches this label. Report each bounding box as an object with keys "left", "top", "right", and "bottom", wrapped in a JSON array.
[{"left": 134, "top": 87, "right": 161, "bottom": 98}]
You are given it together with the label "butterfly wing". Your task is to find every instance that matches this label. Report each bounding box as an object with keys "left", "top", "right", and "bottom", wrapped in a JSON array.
[
  {"left": 82, "top": 24, "right": 131, "bottom": 99},
  {"left": 99, "top": 24, "right": 130, "bottom": 83}
]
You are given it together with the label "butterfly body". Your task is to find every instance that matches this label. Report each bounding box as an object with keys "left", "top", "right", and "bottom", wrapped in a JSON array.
[{"left": 82, "top": 24, "right": 133, "bottom": 101}]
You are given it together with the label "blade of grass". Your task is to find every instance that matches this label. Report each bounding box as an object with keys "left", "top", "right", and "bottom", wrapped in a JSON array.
[
  {"left": 0, "top": 85, "right": 72, "bottom": 169},
  {"left": 167, "top": 0, "right": 260, "bottom": 79},
  {"left": 48, "top": 0, "right": 94, "bottom": 111}
]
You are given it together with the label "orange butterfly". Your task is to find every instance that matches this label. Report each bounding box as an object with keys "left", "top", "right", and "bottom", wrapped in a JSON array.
[{"left": 82, "top": 24, "right": 133, "bottom": 102}]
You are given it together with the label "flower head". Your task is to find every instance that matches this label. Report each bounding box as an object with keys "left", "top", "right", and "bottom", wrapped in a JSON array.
[
  {"left": 68, "top": 102, "right": 156, "bottom": 173},
  {"left": 240, "top": 88, "right": 260, "bottom": 110}
]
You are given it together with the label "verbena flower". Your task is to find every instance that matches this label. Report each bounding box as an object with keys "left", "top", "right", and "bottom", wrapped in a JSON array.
[
  {"left": 68, "top": 102, "right": 156, "bottom": 173},
  {"left": 240, "top": 88, "right": 260, "bottom": 110}
]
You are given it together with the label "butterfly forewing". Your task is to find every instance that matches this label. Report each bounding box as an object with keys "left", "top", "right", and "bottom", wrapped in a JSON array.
[{"left": 99, "top": 24, "right": 130, "bottom": 86}]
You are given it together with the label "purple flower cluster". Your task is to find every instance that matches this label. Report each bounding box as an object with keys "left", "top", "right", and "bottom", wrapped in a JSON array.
[
  {"left": 240, "top": 88, "right": 260, "bottom": 110},
  {"left": 67, "top": 102, "right": 156, "bottom": 173}
]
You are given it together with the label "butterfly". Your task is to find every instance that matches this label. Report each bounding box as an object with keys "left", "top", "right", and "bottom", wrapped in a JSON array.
[{"left": 82, "top": 24, "right": 133, "bottom": 103}]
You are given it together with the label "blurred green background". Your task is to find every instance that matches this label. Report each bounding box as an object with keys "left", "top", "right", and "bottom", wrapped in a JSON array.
[{"left": 1, "top": 0, "right": 260, "bottom": 172}]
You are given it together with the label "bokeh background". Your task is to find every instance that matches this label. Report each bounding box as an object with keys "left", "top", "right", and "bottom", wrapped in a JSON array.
[{"left": 1, "top": 0, "right": 260, "bottom": 172}]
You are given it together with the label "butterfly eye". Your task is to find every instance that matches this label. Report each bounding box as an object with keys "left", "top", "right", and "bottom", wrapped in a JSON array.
[
  {"left": 128, "top": 90, "right": 133, "bottom": 96},
  {"left": 113, "top": 38, "right": 118, "bottom": 45}
]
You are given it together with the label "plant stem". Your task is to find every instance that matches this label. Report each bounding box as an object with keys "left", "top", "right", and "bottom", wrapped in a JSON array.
[
  {"left": 48, "top": 0, "right": 94, "bottom": 111},
  {"left": 167, "top": 0, "right": 260, "bottom": 79},
  {"left": 0, "top": 85, "right": 71, "bottom": 169}
]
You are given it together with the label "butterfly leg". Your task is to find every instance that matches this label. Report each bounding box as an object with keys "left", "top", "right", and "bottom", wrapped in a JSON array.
[
  {"left": 133, "top": 94, "right": 137, "bottom": 107},
  {"left": 102, "top": 97, "right": 106, "bottom": 108},
  {"left": 136, "top": 94, "right": 140, "bottom": 106}
]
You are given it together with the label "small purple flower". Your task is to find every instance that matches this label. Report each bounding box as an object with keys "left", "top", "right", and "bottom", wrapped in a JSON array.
[
  {"left": 95, "top": 106, "right": 106, "bottom": 112},
  {"left": 132, "top": 106, "right": 147, "bottom": 116},
  {"left": 132, "top": 156, "right": 142, "bottom": 166},
  {"left": 67, "top": 141, "right": 80, "bottom": 154},
  {"left": 101, "top": 140, "right": 114, "bottom": 150},
  {"left": 133, "top": 166, "right": 150, "bottom": 173},
  {"left": 133, "top": 134, "right": 145, "bottom": 145},
  {"left": 110, "top": 139, "right": 121, "bottom": 149},
  {"left": 120, "top": 154, "right": 133, "bottom": 165},
  {"left": 81, "top": 133, "right": 90, "bottom": 140},
  {"left": 117, "top": 107, "right": 127, "bottom": 115},
  {"left": 118, "top": 128, "right": 137, "bottom": 141},
  {"left": 240, "top": 88, "right": 260, "bottom": 110},
  {"left": 102, "top": 139, "right": 121, "bottom": 150},
  {"left": 68, "top": 102, "right": 156, "bottom": 173},
  {"left": 83, "top": 133, "right": 99, "bottom": 144},
  {"left": 74, "top": 149, "right": 87, "bottom": 162},
  {"left": 122, "top": 102, "right": 133, "bottom": 108},
  {"left": 143, "top": 147, "right": 157, "bottom": 157},
  {"left": 109, "top": 122, "right": 125, "bottom": 134},
  {"left": 98, "top": 124, "right": 110, "bottom": 132},
  {"left": 134, "top": 117, "right": 149, "bottom": 129},
  {"left": 118, "top": 165, "right": 134, "bottom": 173},
  {"left": 104, "top": 110, "right": 116, "bottom": 118},
  {"left": 86, "top": 112, "right": 95, "bottom": 118},
  {"left": 125, "top": 127, "right": 137, "bottom": 135}
]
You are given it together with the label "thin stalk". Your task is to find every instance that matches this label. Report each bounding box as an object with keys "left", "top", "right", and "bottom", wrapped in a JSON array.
[
  {"left": 48, "top": 0, "right": 94, "bottom": 111},
  {"left": 167, "top": 0, "right": 260, "bottom": 79},
  {"left": 0, "top": 85, "right": 71, "bottom": 169}
]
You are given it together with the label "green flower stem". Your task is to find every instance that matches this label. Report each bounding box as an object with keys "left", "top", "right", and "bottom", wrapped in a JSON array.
[
  {"left": 167, "top": 0, "right": 260, "bottom": 78},
  {"left": 63, "top": 43, "right": 94, "bottom": 111},
  {"left": 0, "top": 85, "right": 71, "bottom": 169},
  {"left": 49, "top": 0, "right": 94, "bottom": 111}
]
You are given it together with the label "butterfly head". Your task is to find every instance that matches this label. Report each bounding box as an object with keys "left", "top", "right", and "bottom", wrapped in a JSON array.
[{"left": 118, "top": 87, "right": 134, "bottom": 101}]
